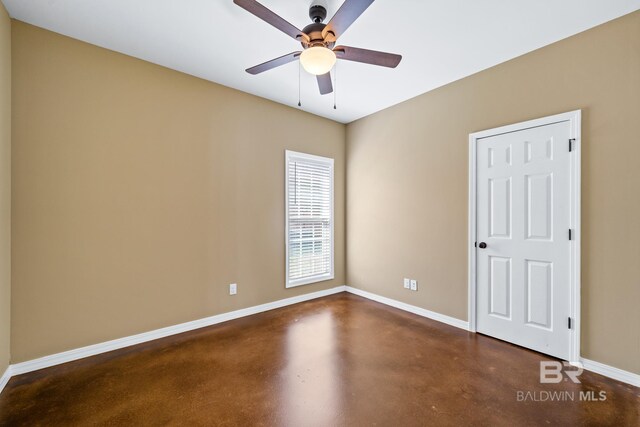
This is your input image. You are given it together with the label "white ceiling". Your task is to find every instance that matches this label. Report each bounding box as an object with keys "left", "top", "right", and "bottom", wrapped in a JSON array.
[{"left": 3, "top": 0, "right": 640, "bottom": 123}]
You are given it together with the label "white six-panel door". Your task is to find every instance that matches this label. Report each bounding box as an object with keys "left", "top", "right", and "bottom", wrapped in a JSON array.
[{"left": 474, "top": 118, "right": 576, "bottom": 361}]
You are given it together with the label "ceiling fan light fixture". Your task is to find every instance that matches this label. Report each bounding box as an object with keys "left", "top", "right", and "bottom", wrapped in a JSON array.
[{"left": 300, "top": 46, "right": 336, "bottom": 75}]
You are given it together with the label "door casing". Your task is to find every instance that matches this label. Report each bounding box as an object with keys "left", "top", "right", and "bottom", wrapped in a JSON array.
[{"left": 468, "top": 110, "right": 581, "bottom": 363}]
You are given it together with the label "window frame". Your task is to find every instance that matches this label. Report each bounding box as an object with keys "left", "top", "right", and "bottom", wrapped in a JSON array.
[{"left": 285, "top": 150, "right": 335, "bottom": 288}]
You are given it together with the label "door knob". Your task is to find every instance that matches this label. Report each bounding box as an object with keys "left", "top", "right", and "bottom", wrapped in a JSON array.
[{"left": 478, "top": 242, "right": 487, "bottom": 249}]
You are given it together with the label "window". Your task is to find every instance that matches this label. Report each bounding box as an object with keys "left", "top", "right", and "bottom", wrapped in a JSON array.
[{"left": 285, "top": 150, "right": 334, "bottom": 288}]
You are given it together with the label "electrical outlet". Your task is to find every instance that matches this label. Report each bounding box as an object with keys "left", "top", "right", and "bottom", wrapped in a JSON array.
[
  {"left": 229, "top": 283, "right": 237, "bottom": 295},
  {"left": 410, "top": 279, "right": 417, "bottom": 291},
  {"left": 403, "top": 278, "right": 411, "bottom": 289}
]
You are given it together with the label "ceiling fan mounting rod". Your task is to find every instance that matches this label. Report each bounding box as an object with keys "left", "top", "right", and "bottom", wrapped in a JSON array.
[{"left": 309, "top": 4, "right": 327, "bottom": 23}]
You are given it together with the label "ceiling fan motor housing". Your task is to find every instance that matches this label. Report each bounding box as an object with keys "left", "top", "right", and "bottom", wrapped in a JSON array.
[{"left": 302, "top": 22, "right": 331, "bottom": 48}]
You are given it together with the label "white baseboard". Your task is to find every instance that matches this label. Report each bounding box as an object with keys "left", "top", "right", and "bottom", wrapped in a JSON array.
[
  {"left": 0, "top": 366, "right": 11, "bottom": 396},
  {"left": 8, "top": 285, "right": 347, "bottom": 378},
  {"left": 345, "top": 286, "right": 470, "bottom": 331},
  {"left": 580, "top": 358, "right": 640, "bottom": 388},
  {"left": 3, "top": 284, "right": 638, "bottom": 394}
]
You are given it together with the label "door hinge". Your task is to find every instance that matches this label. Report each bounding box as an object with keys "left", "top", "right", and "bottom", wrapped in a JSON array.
[
  {"left": 569, "top": 138, "right": 575, "bottom": 152},
  {"left": 568, "top": 317, "right": 572, "bottom": 329},
  {"left": 569, "top": 229, "right": 572, "bottom": 240}
]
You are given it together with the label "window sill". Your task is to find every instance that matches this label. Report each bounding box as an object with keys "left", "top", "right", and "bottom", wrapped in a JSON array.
[{"left": 286, "top": 273, "right": 335, "bottom": 289}]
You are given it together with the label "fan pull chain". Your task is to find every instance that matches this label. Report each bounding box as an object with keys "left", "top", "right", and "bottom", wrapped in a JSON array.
[
  {"left": 297, "top": 60, "right": 302, "bottom": 107},
  {"left": 333, "top": 62, "right": 337, "bottom": 110}
]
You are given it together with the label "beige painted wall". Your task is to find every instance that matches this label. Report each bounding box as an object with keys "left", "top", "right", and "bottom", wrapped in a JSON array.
[
  {"left": 347, "top": 11, "right": 640, "bottom": 374},
  {"left": 0, "top": 4, "right": 10, "bottom": 375},
  {"left": 11, "top": 21, "right": 345, "bottom": 362}
]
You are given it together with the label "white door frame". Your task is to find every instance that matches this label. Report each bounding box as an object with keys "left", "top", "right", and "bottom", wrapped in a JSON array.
[{"left": 468, "top": 110, "right": 581, "bottom": 363}]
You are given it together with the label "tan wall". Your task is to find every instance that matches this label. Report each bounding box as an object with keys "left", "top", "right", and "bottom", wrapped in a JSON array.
[
  {"left": 0, "top": 4, "right": 10, "bottom": 375},
  {"left": 11, "top": 21, "right": 345, "bottom": 362},
  {"left": 347, "top": 11, "right": 640, "bottom": 374}
]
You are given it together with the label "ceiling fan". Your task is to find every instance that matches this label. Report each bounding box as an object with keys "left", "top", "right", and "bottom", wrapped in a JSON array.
[{"left": 234, "top": 0, "right": 402, "bottom": 95}]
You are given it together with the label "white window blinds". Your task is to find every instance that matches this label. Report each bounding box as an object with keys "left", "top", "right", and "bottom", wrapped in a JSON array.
[{"left": 285, "top": 151, "right": 334, "bottom": 288}]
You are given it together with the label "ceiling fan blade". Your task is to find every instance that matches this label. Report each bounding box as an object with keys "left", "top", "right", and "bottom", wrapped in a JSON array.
[
  {"left": 322, "top": 0, "right": 375, "bottom": 39},
  {"left": 234, "top": 0, "right": 309, "bottom": 42},
  {"left": 246, "top": 52, "right": 301, "bottom": 75},
  {"left": 334, "top": 45, "right": 402, "bottom": 68},
  {"left": 317, "top": 72, "right": 333, "bottom": 95}
]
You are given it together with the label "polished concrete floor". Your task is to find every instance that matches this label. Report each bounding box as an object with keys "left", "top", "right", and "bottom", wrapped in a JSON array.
[{"left": 0, "top": 293, "right": 638, "bottom": 426}]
